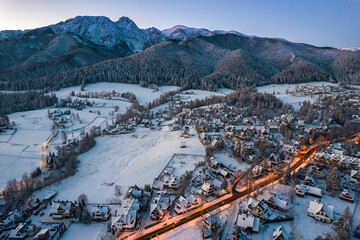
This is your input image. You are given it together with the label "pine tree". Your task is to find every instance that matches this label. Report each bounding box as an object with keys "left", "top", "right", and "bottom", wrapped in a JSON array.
[{"left": 326, "top": 167, "right": 340, "bottom": 196}]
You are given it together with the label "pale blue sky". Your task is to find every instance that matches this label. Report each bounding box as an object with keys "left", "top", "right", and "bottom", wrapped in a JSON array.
[{"left": 0, "top": 0, "right": 359, "bottom": 48}]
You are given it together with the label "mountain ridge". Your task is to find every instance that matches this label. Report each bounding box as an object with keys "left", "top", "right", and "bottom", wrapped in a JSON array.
[{"left": 0, "top": 16, "right": 359, "bottom": 91}]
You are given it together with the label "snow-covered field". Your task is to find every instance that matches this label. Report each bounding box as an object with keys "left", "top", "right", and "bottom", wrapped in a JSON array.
[
  {"left": 36, "top": 126, "right": 205, "bottom": 203},
  {"left": 52, "top": 82, "right": 179, "bottom": 105},
  {"left": 0, "top": 83, "right": 182, "bottom": 190},
  {"left": 177, "top": 88, "right": 234, "bottom": 102},
  {"left": 0, "top": 109, "right": 52, "bottom": 189},
  {"left": 256, "top": 82, "right": 339, "bottom": 111},
  {"left": 61, "top": 223, "right": 106, "bottom": 240}
]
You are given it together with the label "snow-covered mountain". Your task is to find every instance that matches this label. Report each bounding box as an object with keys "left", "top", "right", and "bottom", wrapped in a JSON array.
[
  {"left": 0, "top": 16, "right": 166, "bottom": 53},
  {"left": 162, "top": 25, "right": 248, "bottom": 41},
  {"left": 0, "top": 18, "right": 254, "bottom": 52},
  {"left": 50, "top": 16, "right": 165, "bottom": 52}
]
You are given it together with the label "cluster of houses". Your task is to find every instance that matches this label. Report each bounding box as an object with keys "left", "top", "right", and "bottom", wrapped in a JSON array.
[
  {"left": 110, "top": 185, "right": 144, "bottom": 233},
  {"left": 62, "top": 99, "right": 92, "bottom": 110},
  {"left": 313, "top": 143, "right": 360, "bottom": 188},
  {"left": 0, "top": 192, "right": 68, "bottom": 240},
  {"left": 48, "top": 110, "right": 72, "bottom": 128},
  {"left": 291, "top": 84, "right": 335, "bottom": 96},
  {"left": 230, "top": 191, "right": 291, "bottom": 239}
]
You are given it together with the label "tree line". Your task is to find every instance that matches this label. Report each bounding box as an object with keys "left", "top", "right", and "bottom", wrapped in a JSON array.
[{"left": 0, "top": 91, "right": 57, "bottom": 115}]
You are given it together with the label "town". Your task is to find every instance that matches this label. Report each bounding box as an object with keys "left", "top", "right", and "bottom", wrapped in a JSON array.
[{"left": 0, "top": 81, "right": 359, "bottom": 240}]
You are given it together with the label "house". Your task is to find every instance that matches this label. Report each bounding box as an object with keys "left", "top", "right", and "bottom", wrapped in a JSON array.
[
  {"left": 269, "top": 153, "right": 279, "bottom": 163},
  {"left": 313, "top": 152, "right": 331, "bottom": 164},
  {"left": 150, "top": 192, "right": 170, "bottom": 221},
  {"left": 90, "top": 205, "right": 111, "bottom": 221},
  {"left": 307, "top": 200, "right": 334, "bottom": 223},
  {"left": 252, "top": 165, "right": 263, "bottom": 178},
  {"left": 197, "top": 182, "right": 215, "bottom": 197},
  {"left": 264, "top": 192, "right": 290, "bottom": 212},
  {"left": 27, "top": 197, "right": 41, "bottom": 211},
  {"left": 236, "top": 212, "right": 260, "bottom": 233},
  {"left": 247, "top": 198, "right": 273, "bottom": 221},
  {"left": 174, "top": 195, "right": 200, "bottom": 215},
  {"left": 273, "top": 225, "right": 291, "bottom": 240},
  {"left": 0, "top": 210, "right": 21, "bottom": 229},
  {"left": 163, "top": 176, "right": 179, "bottom": 190},
  {"left": 351, "top": 169, "right": 360, "bottom": 180},
  {"left": 203, "top": 214, "right": 221, "bottom": 239},
  {"left": 295, "top": 184, "right": 322, "bottom": 198},
  {"left": 211, "top": 137, "right": 225, "bottom": 148},
  {"left": 8, "top": 222, "right": 41, "bottom": 240},
  {"left": 50, "top": 201, "right": 75, "bottom": 219},
  {"left": 191, "top": 176, "right": 203, "bottom": 187},
  {"left": 339, "top": 189, "right": 355, "bottom": 203},
  {"left": 111, "top": 198, "right": 141, "bottom": 232},
  {"left": 33, "top": 229, "right": 50, "bottom": 240},
  {"left": 126, "top": 185, "right": 143, "bottom": 199}
]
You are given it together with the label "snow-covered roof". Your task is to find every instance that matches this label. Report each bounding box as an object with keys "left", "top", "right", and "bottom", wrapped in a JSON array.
[
  {"left": 307, "top": 200, "right": 334, "bottom": 220},
  {"left": 236, "top": 213, "right": 260, "bottom": 232},
  {"left": 273, "top": 225, "right": 290, "bottom": 240}
]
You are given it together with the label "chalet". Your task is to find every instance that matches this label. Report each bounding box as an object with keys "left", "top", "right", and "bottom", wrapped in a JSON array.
[
  {"left": 351, "top": 169, "right": 360, "bottom": 180},
  {"left": 0, "top": 210, "right": 21, "bottom": 229},
  {"left": 314, "top": 152, "right": 331, "bottom": 164},
  {"left": 236, "top": 212, "right": 260, "bottom": 233},
  {"left": 90, "top": 205, "right": 111, "bottom": 221},
  {"left": 307, "top": 200, "right": 334, "bottom": 223},
  {"left": 252, "top": 165, "right": 263, "bottom": 178},
  {"left": 50, "top": 201, "right": 75, "bottom": 219},
  {"left": 197, "top": 182, "right": 215, "bottom": 197},
  {"left": 126, "top": 185, "right": 143, "bottom": 199},
  {"left": 339, "top": 189, "right": 355, "bottom": 203},
  {"left": 163, "top": 176, "right": 179, "bottom": 190},
  {"left": 211, "top": 137, "right": 225, "bottom": 148},
  {"left": 8, "top": 222, "right": 41, "bottom": 240},
  {"left": 33, "top": 229, "right": 51, "bottom": 240},
  {"left": 264, "top": 192, "right": 289, "bottom": 212},
  {"left": 150, "top": 192, "right": 170, "bottom": 221},
  {"left": 203, "top": 214, "right": 221, "bottom": 239},
  {"left": 27, "top": 197, "right": 41, "bottom": 211},
  {"left": 191, "top": 176, "right": 203, "bottom": 187},
  {"left": 174, "top": 195, "right": 200, "bottom": 215},
  {"left": 273, "top": 225, "right": 291, "bottom": 240},
  {"left": 247, "top": 198, "right": 273, "bottom": 221},
  {"left": 111, "top": 198, "right": 140, "bottom": 232},
  {"left": 295, "top": 184, "right": 322, "bottom": 198}
]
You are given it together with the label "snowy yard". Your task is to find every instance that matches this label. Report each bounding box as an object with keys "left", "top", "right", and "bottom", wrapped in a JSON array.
[
  {"left": 256, "top": 81, "right": 340, "bottom": 111},
  {"left": 0, "top": 109, "right": 52, "bottom": 189},
  {"left": 36, "top": 126, "right": 205, "bottom": 203},
  {"left": 177, "top": 88, "right": 234, "bottom": 103},
  {"left": 61, "top": 223, "right": 106, "bottom": 240},
  {"left": 52, "top": 82, "right": 179, "bottom": 105}
]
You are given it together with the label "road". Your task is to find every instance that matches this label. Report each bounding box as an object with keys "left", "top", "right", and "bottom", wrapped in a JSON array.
[{"left": 124, "top": 145, "right": 318, "bottom": 240}]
